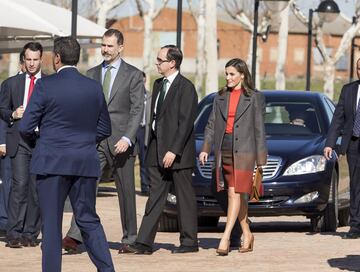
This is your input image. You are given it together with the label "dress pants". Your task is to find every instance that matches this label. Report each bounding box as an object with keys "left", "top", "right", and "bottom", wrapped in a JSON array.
[
  {"left": 0, "top": 155, "right": 11, "bottom": 230},
  {"left": 347, "top": 137, "right": 360, "bottom": 233},
  {"left": 136, "top": 165, "right": 198, "bottom": 247},
  {"left": 67, "top": 140, "right": 137, "bottom": 245},
  {"left": 6, "top": 143, "right": 40, "bottom": 240},
  {"left": 36, "top": 175, "right": 114, "bottom": 272},
  {"left": 136, "top": 126, "right": 149, "bottom": 192}
]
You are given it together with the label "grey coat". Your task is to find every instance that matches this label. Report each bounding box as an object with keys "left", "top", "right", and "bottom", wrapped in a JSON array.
[
  {"left": 202, "top": 89, "right": 267, "bottom": 193},
  {"left": 87, "top": 60, "right": 144, "bottom": 155}
]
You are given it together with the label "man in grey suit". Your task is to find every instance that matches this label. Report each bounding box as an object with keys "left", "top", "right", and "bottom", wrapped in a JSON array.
[{"left": 63, "top": 29, "right": 144, "bottom": 253}]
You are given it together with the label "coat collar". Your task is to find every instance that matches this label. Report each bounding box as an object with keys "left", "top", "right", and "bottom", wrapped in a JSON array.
[
  {"left": 217, "top": 90, "right": 252, "bottom": 121},
  {"left": 235, "top": 93, "right": 251, "bottom": 122},
  {"left": 352, "top": 81, "right": 360, "bottom": 117}
]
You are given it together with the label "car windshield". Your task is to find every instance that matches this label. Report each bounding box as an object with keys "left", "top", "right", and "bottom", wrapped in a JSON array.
[{"left": 195, "top": 97, "right": 322, "bottom": 137}]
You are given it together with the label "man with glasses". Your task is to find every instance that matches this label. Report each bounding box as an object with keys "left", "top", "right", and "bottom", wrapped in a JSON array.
[{"left": 126, "top": 45, "right": 199, "bottom": 254}]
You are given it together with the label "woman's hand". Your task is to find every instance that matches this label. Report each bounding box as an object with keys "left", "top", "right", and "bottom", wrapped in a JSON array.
[{"left": 199, "top": 152, "right": 208, "bottom": 166}]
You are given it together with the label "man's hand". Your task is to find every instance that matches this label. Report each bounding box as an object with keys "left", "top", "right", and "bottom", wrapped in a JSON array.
[
  {"left": 199, "top": 152, "right": 208, "bottom": 166},
  {"left": 114, "top": 139, "right": 130, "bottom": 154},
  {"left": 12, "top": 105, "right": 24, "bottom": 120},
  {"left": 0, "top": 145, "right": 6, "bottom": 156},
  {"left": 163, "top": 151, "right": 176, "bottom": 168},
  {"left": 323, "top": 147, "right": 333, "bottom": 161}
]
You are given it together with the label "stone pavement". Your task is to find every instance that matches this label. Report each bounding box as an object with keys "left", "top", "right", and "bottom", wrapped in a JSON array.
[{"left": 1, "top": 188, "right": 360, "bottom": 272}]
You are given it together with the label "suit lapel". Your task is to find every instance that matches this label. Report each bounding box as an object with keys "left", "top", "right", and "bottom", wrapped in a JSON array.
[
  {"left": 351, "top": 81, "right": 359, "bottom": 117},
  {"left": 108, "top": 61, "right": 128, "bottom": 104},
  {"left": 218, "top": 92, "right": 229, "bottom": 120},
  {"left": 17, "top": 73, "right": 26, "bottom": 105},
  {"left": 158, "top": 74, "right": 180, "bottom": 117},
  {"left": 150, "top": 80, "right": 161, "bottom": 122},
  {"left": 234, "top": 93, "right": 251, "bottom": 122},
  {"left": 93, "top": 65, "right": 102, "bottom": 83}
]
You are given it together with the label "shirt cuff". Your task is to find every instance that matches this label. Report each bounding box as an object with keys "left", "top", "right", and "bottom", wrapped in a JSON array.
[
  {"left": 121, "top": 136, "right": 132, "bottom": 147},
  {"left": 0, "top": 144, "right": 5, "bottom": 147}
]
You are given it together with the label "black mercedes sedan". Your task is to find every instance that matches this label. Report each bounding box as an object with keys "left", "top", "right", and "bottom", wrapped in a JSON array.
[{"left": 160, "top": 90, "right": 350, "bottom": 233}]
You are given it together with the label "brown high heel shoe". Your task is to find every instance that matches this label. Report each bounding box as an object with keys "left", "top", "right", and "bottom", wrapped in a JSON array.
[
  {"left": 216, "top": 240, "right": 230, "bottom": 256},
  {"left": 239, "top": 235, "right": 254, "bottom": 253}
]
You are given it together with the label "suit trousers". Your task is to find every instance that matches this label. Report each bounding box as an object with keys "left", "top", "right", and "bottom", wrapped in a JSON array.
[
  {"left": 66, "top": 140, "right": 137, "bottom": 245},
  {"left": 136, "top": 165, "right": 198, "bottom": 247},
  {"left": 6, "top": 143, "right": 40, "bottom": 240},
  {"left": 136, "top": 126, "right": 149, "bottom": 192},
  {"left": 36, "top": 175, "right": 114, "bottom": 272},
  {"left": 0, "top": 155, "right": 11, "bottom": 230},
  {"left": 347, "top": 137, "right": 360, "bottom": 233}
]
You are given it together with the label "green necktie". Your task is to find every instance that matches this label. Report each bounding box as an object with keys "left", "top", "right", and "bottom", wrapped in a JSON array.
[
  {"left": 102, "top": 65, "right": 113, "bottom": 102},
  {"left": 156, "top": 78, "right": 168, "bottom": 116}
]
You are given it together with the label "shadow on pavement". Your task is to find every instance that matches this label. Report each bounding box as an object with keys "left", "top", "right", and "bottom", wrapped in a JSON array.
[{"left": 328, "top": 255, "right": 360, "bottom": 271}]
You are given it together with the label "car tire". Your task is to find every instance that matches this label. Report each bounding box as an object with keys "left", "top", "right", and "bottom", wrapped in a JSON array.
[
  {"left": 158, "top": 213, "right": 179, "bottom": 232},
  {"left": 310, "top": 169, "right": 338, "bottom": 232},
  {"left": 198, "top": 216, "right": 219, "bottom": 227},
  {"left": 338, "top": 207, "right": 350, "bottom": 227}
]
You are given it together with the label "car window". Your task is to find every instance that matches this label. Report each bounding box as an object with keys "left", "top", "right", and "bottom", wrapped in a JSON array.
[
  {"left": 195, "top": 102, "right": 213, "bottom": 136},
  {"left": 265, "top": 102, "right": 321, "bottom": 135}
]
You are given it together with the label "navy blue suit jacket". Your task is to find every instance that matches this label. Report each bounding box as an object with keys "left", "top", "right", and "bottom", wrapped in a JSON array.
[{"left": 19, "top": 67, "right": 111, "bottom": 178}]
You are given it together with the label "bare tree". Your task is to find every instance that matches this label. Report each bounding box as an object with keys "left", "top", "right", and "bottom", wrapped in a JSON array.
[
  {"left": 275, "top": 1, "right": 292, "bottom": 90},
  {"left": 221, "top": 0, "right": 271, "bottom": 89},
  {"left": 135, "top": 0, "right": 169, "bottom": 89},
  {"left": 188, "top": 0, "right": 206, "bottom": 98},
  {"left": 291, "top": 0, "right": 360, "bottom": 99},
  {"left": 205, "top": 0, "right": 218, "bottom": 94}
]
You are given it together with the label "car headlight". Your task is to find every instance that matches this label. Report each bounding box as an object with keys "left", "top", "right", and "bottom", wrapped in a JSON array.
[
  {"left": 291, "top": 191, "right": 319, "bottom": 204},
  {"left": 167, "top": 193, "right": 177, "bottom": 204},
  {"left": 283, "top": 155, "right": 326, "bottom": 176}
]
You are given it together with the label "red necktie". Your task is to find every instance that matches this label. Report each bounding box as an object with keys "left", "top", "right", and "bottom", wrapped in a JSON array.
[{"left": 27, "top": 75, "right": 36, "bottom": 103}]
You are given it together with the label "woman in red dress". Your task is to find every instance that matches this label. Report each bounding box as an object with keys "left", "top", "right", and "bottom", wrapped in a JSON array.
[{"left": 199, "top": 58, "right": 267, "bottom": 255}]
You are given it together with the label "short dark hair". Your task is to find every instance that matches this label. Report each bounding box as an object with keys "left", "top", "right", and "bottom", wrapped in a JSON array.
[
  {"left": 53, "top": 36, "right": 80, "bottom": 66},
  {"left": 103, "top": 29, "right": 124, "bottom": 45},
  {"left": 23, "top": 42, "right": 43, "bottom": 57},
  {"left": 19, "top": 49, "right": 25, "bottom": 64},
  {"left": 161, "top": 45, "right": 183, "bottom": 70}
]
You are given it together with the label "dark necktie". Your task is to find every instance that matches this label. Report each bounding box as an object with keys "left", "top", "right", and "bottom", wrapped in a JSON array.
[
  {"left": 27, "top": 75, "right": 36, "bottom": 103},
  {"left": 353, "top": 97, "right": 360, "bottom": 137},
  {"left": 156, "top": 78, "right": 168, "bottom": 117}
]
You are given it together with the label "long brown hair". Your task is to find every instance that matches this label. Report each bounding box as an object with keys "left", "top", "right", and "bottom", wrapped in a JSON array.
[{"left": 219, "top": 58, "right": 254, "bottom": 96}]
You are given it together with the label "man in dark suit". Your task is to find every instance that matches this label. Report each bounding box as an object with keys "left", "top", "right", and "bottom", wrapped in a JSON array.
[
  {"left": 324, "top": 57, "right": 360, "bottom": 239},
  {"left": 127, "top": 45, "right": 198, "bottom": 254},
  {"left": 19, "top": 36, "right": 114, "bottom": 272},
  {"left": 0, "top": 42, "right": 43, "bottom": 247},
  {"left": 0, "top": 119, "right": 11, "bottom": 232},
  {"left": 63, "top": 29, "right": 144, "bottom": 253},
  {"left": 137, "top": 72, "right": 152, "bottom": 196}
]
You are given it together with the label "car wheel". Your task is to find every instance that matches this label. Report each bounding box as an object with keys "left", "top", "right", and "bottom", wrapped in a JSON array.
[
  {"left": 158, "top": 213, "right": 179, "bottom": 232},
  {"left": 198, "top": 216, "right": 220, "bottom": 227},
  {"left": 310, "top": 169, "right": 338, "bottom": 232},
  {"left": 338, "top": 207, "right": 350, "bottom": 227}
]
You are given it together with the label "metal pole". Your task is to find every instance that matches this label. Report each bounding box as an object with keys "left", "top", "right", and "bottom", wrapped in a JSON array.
[
  {"left": 306, "top": 9, "right": 313, "bottom": 91},
  {"left": 176, "top": 0, "right": 183, "bottom": 49},
  {"left": 350, "top": 16, "right": 356, "bottom": 82},
  {"left": 71, "top": 0, "right": 78, "bottom": 38},
  {"left": 252, "top": 0, "right": 259, "bottom": 87}
]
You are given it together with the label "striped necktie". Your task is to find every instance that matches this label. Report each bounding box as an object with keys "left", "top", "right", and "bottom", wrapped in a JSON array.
[
  {"left": 353, "top": 98, "right": 360, "bottom": 137},
  {"left": 102, "top": 65, "right": 113, "bottom": 102}
]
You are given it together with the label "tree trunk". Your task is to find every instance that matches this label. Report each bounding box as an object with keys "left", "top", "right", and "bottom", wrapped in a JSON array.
[
  {"left": 205, "top": 0, "right": 218, "bottom": 95},
  {"left": 8, "top": 53, "right": 19, "bottom": 77},
  {"left": 194, "top": 0, "right": 206, "bottom": 98},
  {"left": 323, "top": 60, "right": 335, "bottom": 99},
  {"left": 143, "top": 14, "right": 153, "bottom": 90},
  {"left": 275, "top": 4, "right": 289, "bottom": 90}
]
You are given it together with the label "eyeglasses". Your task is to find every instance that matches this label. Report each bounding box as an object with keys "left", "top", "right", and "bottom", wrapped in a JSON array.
[{"left": 155, "top": 58, "right": 170, "bottom": 65}]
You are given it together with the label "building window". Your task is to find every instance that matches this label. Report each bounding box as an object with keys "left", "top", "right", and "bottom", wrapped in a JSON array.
[
  {"left": 293, "top": 48, "right": 304, "bottom": 64},
  {"left": 269, "top": 47, "right": 278, "bottom": 62}
]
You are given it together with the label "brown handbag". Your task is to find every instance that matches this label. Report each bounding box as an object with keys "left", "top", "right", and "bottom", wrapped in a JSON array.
[{"left": 250, "top": 167, "right": 264, "bottom": 202}]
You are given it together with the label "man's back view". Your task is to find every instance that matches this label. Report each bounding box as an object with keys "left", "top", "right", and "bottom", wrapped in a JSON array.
[{"left": 19, "top": 37, "right": 114, "bottom": 272}]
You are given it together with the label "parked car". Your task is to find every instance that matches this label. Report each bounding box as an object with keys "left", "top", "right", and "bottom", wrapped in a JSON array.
[{"left": 159, "top": 90, "right": 350, "bottom": 233}]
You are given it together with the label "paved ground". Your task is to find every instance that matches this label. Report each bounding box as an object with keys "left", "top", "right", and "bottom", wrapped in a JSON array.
[{"left": 1, "top": 188, "right": 360, "bottom": 272}]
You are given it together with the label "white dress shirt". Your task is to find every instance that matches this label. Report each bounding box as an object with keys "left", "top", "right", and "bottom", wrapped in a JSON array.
[{"left": 23, "top": 70, "right": 42, "bottom": 109}]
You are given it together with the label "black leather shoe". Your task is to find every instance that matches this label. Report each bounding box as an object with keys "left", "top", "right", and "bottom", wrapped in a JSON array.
[
  {"left": 126, "top": 243, "right": 153, "bottom": 255},
  {"left": 342, "top": 232, "right": 360, "bottom": 239},
  {"left": 171, "top": 245, "right": 199, "bottom": 254},
  {"left": 5, "top": 239, "right": 22, "bottom": 248},
  {"left": 118, "top": 244, "right": 134, "bottom": 254},
  {"left": 21, "top": 238, "right": 38, "bottom": 247}
]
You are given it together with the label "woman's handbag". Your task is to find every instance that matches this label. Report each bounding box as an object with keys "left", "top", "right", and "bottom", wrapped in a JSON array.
[{"left": 250, "top": 167, "right": 264, "bottom": 202}]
